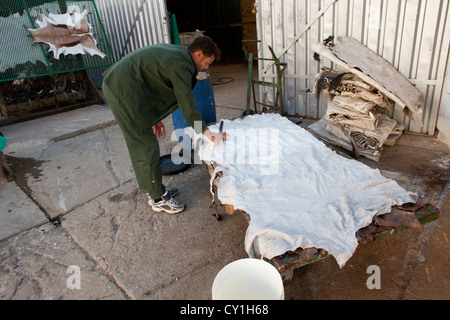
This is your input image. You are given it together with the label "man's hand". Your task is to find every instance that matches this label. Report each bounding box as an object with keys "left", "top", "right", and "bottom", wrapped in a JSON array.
[
  {"left": 153, "top": 121, "right": 166, "bottom": 139},
  {"left": 203, "top": 128, "right": 227, "bottom": 145}
]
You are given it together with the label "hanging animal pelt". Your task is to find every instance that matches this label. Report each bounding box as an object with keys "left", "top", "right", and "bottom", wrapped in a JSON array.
[{"left": 26, "top": 9, "right": 106, "bottom": 59}]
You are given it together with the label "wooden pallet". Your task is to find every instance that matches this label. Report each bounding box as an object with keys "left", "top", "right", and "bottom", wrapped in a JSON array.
[{"left": 270, "top": 202, "right": 439, "bottom": 273}]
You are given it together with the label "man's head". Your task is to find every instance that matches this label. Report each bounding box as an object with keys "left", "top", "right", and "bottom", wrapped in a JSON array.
[{"left": 188, "top": 36, "right": 221, "bottom": 71}]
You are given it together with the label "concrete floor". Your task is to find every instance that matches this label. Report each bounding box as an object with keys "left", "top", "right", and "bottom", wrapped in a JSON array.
[{"left": 0, "top": 63, "right": 448, "bottom": 300}]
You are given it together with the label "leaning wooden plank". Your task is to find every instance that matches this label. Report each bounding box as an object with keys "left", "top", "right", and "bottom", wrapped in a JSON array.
[{"left": 312, "top": 37, "right": 424, "bottom": 124}]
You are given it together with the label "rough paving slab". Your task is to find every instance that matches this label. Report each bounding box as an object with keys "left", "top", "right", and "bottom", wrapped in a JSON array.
[
  {"left": 0, "top": 223, "right": 126, "bottom": 299},
  {"left": 62, "top": 175, "right": 248, "bottom": 299},
  {"left": 0, "top": 181, "right": 47, "bottom": 240},
  {"left": 1, "top": 104, "right": 115, "bottom": 159},
  {"left": 9, "top": 129, "right": 120, "bottom": 219}
]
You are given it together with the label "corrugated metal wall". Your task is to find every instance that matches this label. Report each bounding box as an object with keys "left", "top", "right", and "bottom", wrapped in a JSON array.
[
  {"left": 256, "top": 0, "right": 450, "bottom": 134},
  {"left": 95, "top": 0, "right": 171, "bottom": 60},
  {"left": 88, "top": 0, "right": 171, "bottom": 86}
]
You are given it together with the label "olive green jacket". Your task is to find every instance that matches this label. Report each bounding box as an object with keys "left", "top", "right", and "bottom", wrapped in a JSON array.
[{"left": 102, "top": 44, "right": 207, "bottom": 134}]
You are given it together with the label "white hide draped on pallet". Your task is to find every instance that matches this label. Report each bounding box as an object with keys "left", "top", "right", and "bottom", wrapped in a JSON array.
[{"left": 187, "top": 114, "right": 418, "bottom": 267}]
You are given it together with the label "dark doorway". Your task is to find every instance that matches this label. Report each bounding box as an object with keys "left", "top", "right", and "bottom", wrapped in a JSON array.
[{"left": 166, "top": 0, "right": 256, "bottom": 63}]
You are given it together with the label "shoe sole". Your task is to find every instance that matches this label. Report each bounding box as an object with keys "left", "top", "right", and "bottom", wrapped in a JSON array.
[{"left": 151, "top": 205, "right": 185, "bottom": 214}]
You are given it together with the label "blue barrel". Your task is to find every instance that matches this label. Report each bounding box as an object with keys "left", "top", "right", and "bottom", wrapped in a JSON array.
[{"left": 172, "top": 69, "right": 216, "bottom": 142}]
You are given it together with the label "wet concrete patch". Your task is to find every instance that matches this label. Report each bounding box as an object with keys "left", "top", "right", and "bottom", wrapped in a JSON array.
[
  {"left": 13, "top": 130, "right": 120, "bottom": 219},
  {"left": 5, "top": 156, "right": 48, "bottom": 197}
]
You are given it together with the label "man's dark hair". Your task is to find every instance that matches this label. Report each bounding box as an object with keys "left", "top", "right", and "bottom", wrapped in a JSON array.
[{"left": 188, "top": 36, "right": 221, "bottom": 61}]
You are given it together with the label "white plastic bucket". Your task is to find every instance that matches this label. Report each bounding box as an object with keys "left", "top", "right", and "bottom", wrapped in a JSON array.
[{"left": 212, "top": 258, "right": 284, "bottom": 300}]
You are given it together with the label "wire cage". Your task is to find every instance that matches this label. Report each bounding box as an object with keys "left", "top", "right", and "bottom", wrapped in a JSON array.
[
  {"left": 0, "top": 0, "right": 115, "bottom": 121},
  {"left": 0, "top": 0, "right": 115, "bottom": 82}
]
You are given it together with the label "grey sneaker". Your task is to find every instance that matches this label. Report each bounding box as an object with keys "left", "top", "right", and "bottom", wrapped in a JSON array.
[
  {"left": 150, "top": 191, "right": 185, "bottom": 214},
  {"left": 165, "top": 187, "right": 178, "bottom": 198},
  {"left": 151, "top": 197, "right": 185, "bottom": 214},
  {"left": 146, "top": 187, "right": 178, "bottom": 203}
]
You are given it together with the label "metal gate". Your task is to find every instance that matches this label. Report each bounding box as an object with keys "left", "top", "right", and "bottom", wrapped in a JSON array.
[{"left": 255, "top": 0, "right": 450, "bottom": 134}]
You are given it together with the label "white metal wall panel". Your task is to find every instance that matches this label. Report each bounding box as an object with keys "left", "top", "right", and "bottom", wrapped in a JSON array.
[
  {"left": 95, "top": 0, "right": 171, "bottom": 61},
  {"left": 255, "top": 0, "right": 450, "bottom": 134}
]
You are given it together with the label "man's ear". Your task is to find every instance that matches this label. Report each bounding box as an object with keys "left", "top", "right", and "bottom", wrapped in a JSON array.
[{"left": 194, "top": 50, "right": 203, "bottom": 58}]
